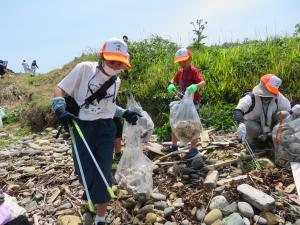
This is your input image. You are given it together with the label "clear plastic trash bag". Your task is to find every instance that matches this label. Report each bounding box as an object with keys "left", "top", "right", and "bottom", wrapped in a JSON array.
[
  {"left": 273, "top": 116, "right": 300, "bottom": 168},
  {"left": 170, "top": 91, "right": 202, "bottom": 146},
  {"left": 122, "top": 94, "right": 154, "bottom": 143},
  {"left": 115, "top": 125, "right": 154, "bottom": 195}
]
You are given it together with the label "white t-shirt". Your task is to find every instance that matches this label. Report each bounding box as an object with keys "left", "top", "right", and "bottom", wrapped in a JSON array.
[{"left": 58, "top": 61, "right": 121, "bottom": 121}]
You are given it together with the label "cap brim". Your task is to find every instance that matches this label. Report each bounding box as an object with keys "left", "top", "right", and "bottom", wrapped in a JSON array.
[
  {"left": 174, "top": 56, "right": 190, "bottom": 63},
  {"left": 265, "top": 84, "right": 279, "bottom": 95},
  {"left": 253, "top": 84, "right": 277, "bottom": 97},
  {"left": 103, "top": 52, "right": 131, "bottom": 69}
]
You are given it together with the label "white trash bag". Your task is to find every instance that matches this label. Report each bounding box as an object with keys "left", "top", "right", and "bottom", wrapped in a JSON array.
[
  {"left": 122, "top": 94, "right": 154, "bottom": 143},
  {"left": 273, "top": 112, "right": 300, "bottom": 168},
  {"left": 115, "top": 125, "right": 154, "bottom": 195},
  {"left": 170, "top": 91, "right": 202, "bottom": 146}
]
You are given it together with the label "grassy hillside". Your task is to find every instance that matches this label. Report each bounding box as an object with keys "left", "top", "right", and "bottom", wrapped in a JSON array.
[{"left": 1, "top": 35, "right": 299, "bottom": 140}]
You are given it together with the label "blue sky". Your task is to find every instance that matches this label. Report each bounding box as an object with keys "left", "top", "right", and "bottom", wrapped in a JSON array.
[{"left": 1, "top": 0, "right": 299, "bottom": 73}]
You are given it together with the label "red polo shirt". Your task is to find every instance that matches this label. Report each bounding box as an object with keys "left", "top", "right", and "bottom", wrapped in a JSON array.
[{"left": 173, "top": 66, "right": 204, "bottom": 103}]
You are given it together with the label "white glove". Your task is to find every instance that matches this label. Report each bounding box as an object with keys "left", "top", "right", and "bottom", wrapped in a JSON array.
[{"left": 237, "top": 123, "right": 247, "bottom": 140}]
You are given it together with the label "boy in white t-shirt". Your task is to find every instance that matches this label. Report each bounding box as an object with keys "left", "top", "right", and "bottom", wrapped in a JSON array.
[{"left": 51, "top": 37, "right": 140, "bottom": 225}]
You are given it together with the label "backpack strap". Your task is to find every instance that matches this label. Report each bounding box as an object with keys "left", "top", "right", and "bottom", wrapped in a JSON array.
[
  {"left": 244, "top": 92, "right": 255, "bottom": 115},
  {"left": 244, "top": 92, "right": 279, "bottom": 115},
  {"left": 82, "top": 75, "right": 117, "bottom": 107}
]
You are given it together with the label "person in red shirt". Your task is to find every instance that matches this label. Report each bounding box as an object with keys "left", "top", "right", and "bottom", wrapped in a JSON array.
[{"left": 163, "top": 48, "right": 205, "bottom": 159}]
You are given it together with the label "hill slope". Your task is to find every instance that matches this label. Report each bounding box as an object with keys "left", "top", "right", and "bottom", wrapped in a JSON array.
[{"left": 1, "top": 35, "right": 299, "bottom": 139}]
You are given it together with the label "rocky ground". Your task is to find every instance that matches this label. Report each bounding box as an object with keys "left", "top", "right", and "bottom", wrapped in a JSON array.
[{"left": 0, "top": 128, "right": 300, "bottom": 225}]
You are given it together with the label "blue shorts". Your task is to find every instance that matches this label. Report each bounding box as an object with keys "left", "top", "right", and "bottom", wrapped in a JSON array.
[{"left": 71, "top": 118, "right": 116, "bottom": 204}]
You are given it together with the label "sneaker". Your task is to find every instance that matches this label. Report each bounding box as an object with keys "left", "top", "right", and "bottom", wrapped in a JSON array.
[
  {"left": 162, "top": 145, "right": 178, "bottom": 153},
  {"left": 184, "top": 148, "right": 199, "bottom": 160}
]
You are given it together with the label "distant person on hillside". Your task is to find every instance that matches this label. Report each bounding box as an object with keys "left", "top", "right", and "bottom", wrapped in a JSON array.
[
  {"left": 163, "top": 48, "right": 206, "bottom": 160},
  {"left": 233, "top": 74, "right": 291, "bottom": 148},
  {"left": 51, "top": 37, "right": 141, "bottom": 225},
  {"left": 30, "top": 60, "right": 38, "bottom": 76},
  {"left": 122, "top": 35, "right": 128, "bottom": 43},
  {"left": 0, "top": 60, "right": 8, "bottom": 79},
  {"left": 21, "top": 60, "right": 30, "bottom": 74}
]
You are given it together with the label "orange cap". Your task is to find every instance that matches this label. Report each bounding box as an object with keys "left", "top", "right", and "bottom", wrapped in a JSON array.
[
  {"left": 174, "top": 48, "right": 192, "bottom": 63},
  {"left": 260, "top": 74, "right": 282, "bottom": 96},
  {"left": 100, "top": 37, "right": 131, "bottom": 69}
]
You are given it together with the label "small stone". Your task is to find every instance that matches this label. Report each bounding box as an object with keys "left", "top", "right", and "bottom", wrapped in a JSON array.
[
  {"left": 191, "top": 207, "right": 197, "bottom": 216},
  {"left": 145, "top": 213, "right": 157, "bottom": 224},
  {"left": 121, "top": 198, "right": 136, "bottom": 209},
  {"left": 214, "top": 186, "right": 225, "bottom": 194},
  {"left": 253, "top": 215, "right": 267, "bottom": 225},
  {"left": 209, "top": 195, "right": 229, "bottom": 210},
  {"left": 34, "top": 192, "right": 43, "bottom": 202},
  {"left": 57, "top": 215, "right": 81, "bottom": 225},
  {"left": 25, "top": 201, "right": 38, "bottom": 213},
  {"left": 181, "top": 219, "right": 189, "bottom": 225},
  {"left": 137, "top": 204, "right": 154, "bottom": 215},
  {"left": 212, "top": 219, "right": 225, "bottom": 225},
  {"left": 222, "top": 202, "right": 237, "bottom": 216},
  {"left": 154, "top": 201, "right": 168, "bottom": 210},
  {"left": 28, "top": 143, "right": 42, "bottom": 150},
  {"left": 284, "top": 184, "right": 296, "bottom": 194},
  {"left": 260, "top": 212, "right": 281, "bottom": 225},
  {"left": 190, "top": 173, "right": 200, "bottom": 179},
  {"left": 21, "top": 166, "right": 36, "bottom": 173},
  {"left": 196, "top": 207, "right": 206, "bottom": 221},
  {"left": 151, "top": 193, "right": 167, "bottom": 201},
  {"left": 55, "top": 209, "right": 74, "bottom": 216},
  {"left": 164, "top": 207, "right": 174, "bottom": 217},
  {"left": 275, "top": 201, "right": 284, "bottom": 209},
  {"left": 172, "top": 182, "right": 184, "bottom": 188},
  {"left": 182, "top": 167, "right": 196, "bottom": 175},
  {"left": 223, "top": 213, "right": 244, "bottom": 225},
  {"left": 204, "top": 209, "right": 223, "bottom": 225},
  {"left": 204, "top": 170, "right": 219, "bottom": 188},
  {"left": 118, "top": 189, "right": 128, "bottom": 198},
  {"left": 243, "top": 217, "right": 250, "bottom": 225},
  {"left": 238, "top": 201, "right": 254, "bottom": 218},
  {"left": 191, "top": 156, "right": 204, "bottom": 169},
  {"left": 294, "top": 219, "right": 300, "bottom": 225}
]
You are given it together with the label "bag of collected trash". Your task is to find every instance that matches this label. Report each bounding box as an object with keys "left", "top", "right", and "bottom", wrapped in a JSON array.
[
  {"left": 0, "top": 192, "right": 27, "bottom": 225},
  {"left": 272, "top": 107, "right": 300, "bottom": 168},
  {"left": 122, "top": 94, "right": 154, "bottom": 143},
  {"left": 170, "top": 91, "right": 202, "bottom": 146},
  {"left": 0, "top": 107, "right": 7, "bottom": 119},
  {"left": 115, "top": 125, "right": 154, "bottom": 196}
]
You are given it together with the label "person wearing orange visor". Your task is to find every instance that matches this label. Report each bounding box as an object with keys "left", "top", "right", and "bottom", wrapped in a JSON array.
[
  {"left": 51, "top": 37, "right": 141, "bottom": 225},
  {"left": 233, "top": 74, "right": 291, "bottom": 147},
  {"left": 164, "top": 48, "right": 206, "bottom": 160}
]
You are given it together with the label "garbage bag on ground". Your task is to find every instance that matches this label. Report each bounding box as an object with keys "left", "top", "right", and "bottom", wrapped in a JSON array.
[
  {"left": 170, "top": 91, "right": 202, "bottom": 146},
  {"left": 0, "top": 107, "right": 6, "bottom": 119},
  {"left": 0, "top": 192, "right": 27, "bottom": 225},
  {"left": 272, "top": 107, "right": 300, "bottom": 168},
  {"left": 122, "top": 94, "right": 154, "bottom": 143},
  {"left": 115, "top": 125, "right": 154, "bottom": 196}
]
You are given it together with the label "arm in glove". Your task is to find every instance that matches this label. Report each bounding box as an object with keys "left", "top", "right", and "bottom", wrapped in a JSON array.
[
  {"left": 52, "top": 97, "right": 77, "bottom": 125},
  {"left": 237, "top": 123, "right": 247, "bottom": 140},
  {"left": 167, "top": 83, "right": 177, "bottom": 94},
  {"left": 187, "top": 84, "right": 197, "bottom": 94},
  {"left": 122, "top": 110, "right": 142, "bottom": 125}
]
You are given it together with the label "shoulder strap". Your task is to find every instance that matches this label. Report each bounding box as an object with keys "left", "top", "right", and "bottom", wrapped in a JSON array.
[
  {"left": 83, "top": 75, "right": 117, "bottom": 106},
  {"left": 244, "top": 92, "right": 255, "bottom": 115}
]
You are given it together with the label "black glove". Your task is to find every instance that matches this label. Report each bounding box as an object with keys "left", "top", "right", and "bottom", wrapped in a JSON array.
[
  {"left": 55, "top": 108, "right": 77, "bottom": 126},
  {"left": 123, "top": 110, "right": 142, "bottom": 125}
]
